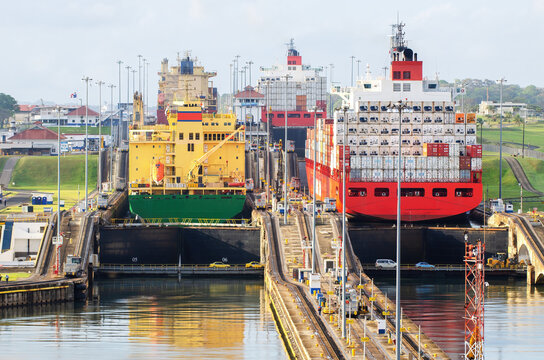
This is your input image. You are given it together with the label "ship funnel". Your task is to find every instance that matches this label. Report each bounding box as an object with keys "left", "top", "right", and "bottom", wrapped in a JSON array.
[
  {"left": 403, "top": 48, "right": 413, "bottom": 61},
  {"left": 414, "top": 53, "right": 418, "bottom": 61}
]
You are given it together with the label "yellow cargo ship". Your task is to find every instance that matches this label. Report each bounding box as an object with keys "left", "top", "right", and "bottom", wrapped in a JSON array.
[{"left": 128, "top": 93, "right": 246, "bottom": 221}]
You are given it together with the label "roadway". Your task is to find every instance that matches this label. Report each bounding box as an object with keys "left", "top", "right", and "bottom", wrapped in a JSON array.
[{"left": 505, "top": 156, "right": 544, "bottom": 196}]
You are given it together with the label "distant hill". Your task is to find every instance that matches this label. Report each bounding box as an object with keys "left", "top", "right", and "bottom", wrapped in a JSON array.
[{"left": 442, "top": 79, "right": 544, "bottom": 113}]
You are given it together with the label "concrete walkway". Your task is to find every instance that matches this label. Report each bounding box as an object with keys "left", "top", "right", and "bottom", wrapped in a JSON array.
[{"left": 0, "top": 156, "right": 21, "bottom": 186}]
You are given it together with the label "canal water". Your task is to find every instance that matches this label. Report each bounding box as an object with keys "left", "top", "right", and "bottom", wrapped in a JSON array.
[
  {"left": 0, "top": 278, "right": 287, "bottom": 360},
  {"left": 374, "top": 274, "right": 544, "bottom": 360}
]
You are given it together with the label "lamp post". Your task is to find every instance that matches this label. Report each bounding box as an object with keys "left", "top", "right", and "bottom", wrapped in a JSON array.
[
  {"left": 389, "top": 99, "right": 407, "bottom": 360},
  {"left": 522, "top": 106, "right": 527, "bottom": 158},
  {"left": 312, "top": 105, "right": 317, "bottom": 274},
  {"left": 341, "top": 104, "right": 349, "bottom": 339},
  {"left": 497, "top": 77, "right": 506, "bottom": 199},
  {"left": 125, "top": 66, "right": 131, "bottom": 105},
  {"left": 56, "top": 105, "right": 61, "bottom": 274},
  {"left": 266, "top": 81, "right": 270, "bottom": 204},
  {"left": 283, "top": 74, "right": 292, "bottom": 225},
  {"left": 82, "top": 76, "right": 92, "bottom": 211},
  {"left": 138, "top": 55, "right": 142, "bottom": 94},
  {"left": 519, "top": 182, "right": 523, "bottom": 213},
  {"left": 108, "top": 84, "right": 116, "bottom": 185},
  {"left": 96, "top": 80, "right": 105, "bottom": 191},
  {"left": 117, "top": 60, "right": 123, "bottom": 147},
  {"left": 350, "top": 56, "right": 355, "bottom": 87}
]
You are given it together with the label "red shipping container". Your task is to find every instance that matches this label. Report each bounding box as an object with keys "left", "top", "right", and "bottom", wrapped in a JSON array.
[
  {"left": 459, "top": 156, "right": 471, "bottom": 170},
  {"left": 438, "top": 143, "right": 450, "bottom": 156},
  {"left": 471, "top": 170, "right": 482, "bottom": 183},
  {"left": 467, "top": 145, "right": 482, "bottom": 158}
]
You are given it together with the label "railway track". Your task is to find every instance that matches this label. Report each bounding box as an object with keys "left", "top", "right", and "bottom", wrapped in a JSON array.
[
  {"left": 263, "top": 211, "right": 345, "bottom": 360},
  {"left": 331, "top": 214, "right": 435, "bottom": 360}
]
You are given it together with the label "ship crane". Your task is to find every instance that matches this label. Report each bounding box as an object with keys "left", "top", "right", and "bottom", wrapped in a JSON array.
[{"left": 185, "top": 125, "right": 245, "bottom": 184}]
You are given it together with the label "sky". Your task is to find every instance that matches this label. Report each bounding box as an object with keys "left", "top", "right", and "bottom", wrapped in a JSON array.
[{"left": 1, "top": 0, "right": 543, "bottom": 107}]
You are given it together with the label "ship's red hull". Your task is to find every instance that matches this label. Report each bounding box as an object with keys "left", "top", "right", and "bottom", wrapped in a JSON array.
[{"left": 306, "top": 159, "right": 482, "bottom": 222}]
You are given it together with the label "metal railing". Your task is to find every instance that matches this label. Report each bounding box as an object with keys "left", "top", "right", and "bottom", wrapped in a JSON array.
[{"left": 109, "top": 217, "right": 256, "bottom": 227}]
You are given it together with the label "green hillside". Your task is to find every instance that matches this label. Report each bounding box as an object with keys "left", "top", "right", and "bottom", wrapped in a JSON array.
[{"left": 10, "top": 155, "right": 97, "bottom": 190}]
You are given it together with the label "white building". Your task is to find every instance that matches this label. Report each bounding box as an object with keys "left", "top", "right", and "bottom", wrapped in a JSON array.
[
  {"left": 478, "top": 101, "right": 527, "bottom": 116},
  {"left": 0, "top": 221, "right": 47, "bottom": 264},
  {"left": 233, "top": 86, "right": 264, "bottom": 125}
]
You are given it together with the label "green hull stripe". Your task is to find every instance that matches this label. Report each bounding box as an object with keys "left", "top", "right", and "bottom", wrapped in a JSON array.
[{"left": 129, "top": 194, "right": 246, "bottom": 220}]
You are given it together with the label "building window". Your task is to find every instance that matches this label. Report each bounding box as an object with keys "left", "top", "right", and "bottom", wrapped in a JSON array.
[
  {"left": 433, "top": 188, "right": 447, "bottom": 197},
  {"left": 213, "top": 134, "right": 217, "bottom": 141},
  {"left": 428, "top": 83, "right": 437, "bottom": 89},
  {"left": 277, "top": 114, "right": 284, "bottom": 118},
  {"left": 403, "top": 83, "right": 411, "bottom": 92},
  {"left": 179, "top": 133, "right": 183, "bottom": 140},
  {"left": 403, "top": 71, "right": 411, "bottom": 79},
  {"left": 393, "top": 83, "right": 401, "bottom": 92},
  {"left": 393, "top": 71, "right": 401, "bottom": 80},
  {"left": 189, "top": 133, "right": 193, "bottom": 140},
  {"left": 204, "top": 134, "right": 208, "bottom": 140},
  {"left": 364, "top": 83, "right": 371, "bottom": 89},
  {"left": 187, "top": 143, "right": 191, "bottom": 151},
  {"left": 375, "top": 188, "right": 389, "bottom": 197},
  {"left": 222, "top": 134, "right": 225, "bottom": 140},
  {"left": 195, "top": 133, "right": 200, "bottom": 140}
]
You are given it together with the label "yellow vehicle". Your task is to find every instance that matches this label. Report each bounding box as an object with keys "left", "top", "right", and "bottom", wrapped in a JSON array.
[
  {"left": 209, "top": 262, "right": 231, "bottom": 268},
  {"left": 245, "top": 261, "right": 264, "bottom": 269}
]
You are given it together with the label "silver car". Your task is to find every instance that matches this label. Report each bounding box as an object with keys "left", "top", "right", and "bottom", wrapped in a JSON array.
[{"left": 375, "top": 259, "right": 397, "bottom": 268}]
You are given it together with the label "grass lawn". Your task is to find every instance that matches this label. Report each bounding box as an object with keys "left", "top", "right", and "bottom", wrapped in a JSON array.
[
  {"left": 10, "top": 154, "right": 97, "bottom": 189},
  {"left": 482, "top": 152, "right": 543, "bottom": 212},
  {"left": 0, "top": 272, "right": 31, "bottom": 281},
  {"left": 0, "top": 156, "right": 9, "bottom": 174},
  {"left": 481, "top": 123, "right": 544, "bottom": 152},
  {"left": 517, "top": 157, "right": 544, "bottom": 194},
  {"left": 53, "top": 126, "right": 111, "bottom": 136}
]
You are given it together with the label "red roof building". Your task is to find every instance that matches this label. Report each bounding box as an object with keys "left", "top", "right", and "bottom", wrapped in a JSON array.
[
  {"left": 234, "top": 86, "right": 264, "bottom": 99},
  {"left": 9, "top": 124, "right": 67, "bottom": 141},
  {"left": 17, "top": 105, "right": 37, "bottom": 112},
  {"left": 66, "top": 106, "right": 99, "bottom": 117}
]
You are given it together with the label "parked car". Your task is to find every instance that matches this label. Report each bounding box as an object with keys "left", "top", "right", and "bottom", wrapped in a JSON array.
[
  {"left": 209, "top": 262, "right": 230, "bottom": 268},
  {"left": 375, "top": 259, "right": 396, "bottom": 268},
  {"left": 415, "top": 262, "right": 435, "bottom": 269},
  {"left": 246, "top": 261, "right": 264, "bottom": 269}
]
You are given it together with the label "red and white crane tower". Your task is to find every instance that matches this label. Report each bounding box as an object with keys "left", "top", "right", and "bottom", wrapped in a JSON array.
[{"left": 464, "top": 233, "right": 485, "bottom": 360}]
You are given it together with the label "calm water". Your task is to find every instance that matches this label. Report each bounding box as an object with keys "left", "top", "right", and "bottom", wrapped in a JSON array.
[
  {"left": 0, "top": 278, "right": 287, "bottom": 360},
  {"left": 375, "top": 274, "right": 544, "bottom": 360}
]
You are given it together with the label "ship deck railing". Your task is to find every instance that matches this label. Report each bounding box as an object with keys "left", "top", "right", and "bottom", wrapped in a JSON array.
[
  {"left": 108, "top": 217, "right": 257, "bottom": 227},
  {"left": 97, "top": 263, "right": 264, "bottom": 275}
]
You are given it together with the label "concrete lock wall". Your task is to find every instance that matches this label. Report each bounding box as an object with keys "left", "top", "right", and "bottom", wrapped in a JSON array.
[
  {"left": 98, "top": 226, "right": 260, "bottom": 265},
  {"left": 349, "top": 227, "right": 508, "bottom": 264}
]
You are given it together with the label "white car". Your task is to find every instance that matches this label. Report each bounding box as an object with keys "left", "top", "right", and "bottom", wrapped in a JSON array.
[{"left": 375, "top": 259, "right": 397, "bottom": 268}]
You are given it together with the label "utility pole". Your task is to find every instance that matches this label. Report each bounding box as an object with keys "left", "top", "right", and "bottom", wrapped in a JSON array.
[
  {"left": 96, "top": 80, "right": 105, "bottom": 191},
  {"left": 125, "top": 66, "right": 131, "bottom": 105},
  {"left": 329, "top": 63, "right": 334, "bottom": 116},
  {"left": 235, "top": 55, "right": 241, "bottom": 93},
  {"left": 108, "top": 84, "right": 116, "bottom": 185},
  {"left": 522, "top": 106, "right": 527, "bottom": 158},
  {"left": 266, "top": 80, "right": 270, "bottom": 205},
  {"left": 497, "top": 77, "right": 507, "bottom": 199},
  {"left": 142, "top": 58, "right": 146, "bottom": 118},
  {"left": 82, "top": 76, "right": 92, "bottom": 211},
  {"left": 131, "top": 69, "right": 137, "bottom": 99}
]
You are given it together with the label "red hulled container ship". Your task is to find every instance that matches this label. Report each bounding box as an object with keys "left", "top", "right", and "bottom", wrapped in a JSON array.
[{"left": 305, "top": 23, "right": 482, "bottom": 221}]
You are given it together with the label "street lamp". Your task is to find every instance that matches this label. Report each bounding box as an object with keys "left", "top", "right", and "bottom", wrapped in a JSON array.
[
  {"left": 389, "top": 99, "right": 408, "bottom": 360},
  {"left": 82, "top": 76, "right": 92, "bottom": 211},
  {"left": 108, "top": 84, "right": 116, "bottom": 185},
  {"left": 96, "top": 80, "right": 105, "bottom": 191},
  {"left": 519, "top": 182, "right": 523, "bottom": 213},
  {"left": 117, "top": 60, "right": 123, "bottom": 147},
  {"left": 497, "top": 77, "right": 507, "bottom": 199},
  {"left": 311, "top": 105, "right": 318, "bottom": 274},
  {"left": 56, "top": 105, "right": 61, "bottom": 274},
  {"left": 340, "top": 104, "right": 349, "bottom": 339},
  {"left": 283, "top": 74, "right": 292, "bottom": 225}
]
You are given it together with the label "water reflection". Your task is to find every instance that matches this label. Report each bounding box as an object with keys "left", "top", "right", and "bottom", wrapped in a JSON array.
[
  {"left": 375, "top": 275, "right": 544, "bottom": 359},
  {"left": 0, "top": 278, "right": 286, "bottom": 360}
]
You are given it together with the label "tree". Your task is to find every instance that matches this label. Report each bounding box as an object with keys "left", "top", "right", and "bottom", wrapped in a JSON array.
[{"left": 0, "top": 93, "right": 18, "bottom": 128}]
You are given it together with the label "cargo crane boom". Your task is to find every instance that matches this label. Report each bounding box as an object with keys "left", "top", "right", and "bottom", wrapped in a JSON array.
[{"left": 186, "top": 125, "right": 245, "bottom": 183}]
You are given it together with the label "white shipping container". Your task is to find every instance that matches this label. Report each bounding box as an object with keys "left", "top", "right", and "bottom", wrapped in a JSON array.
[
  {"left": 405, "top": 156, "right": 416, "bottom": 169},
  {"left": 449, "top": 143, "right": 460, "bottom": 156},
  {"left": 471, "top": 157, "right": 482, "bottom": 171},
  {"left": 466, "top": 136, "right": 477, "bottom": 145},
  {"left": 444, "top": 136, "right": 455, "bottom": 144},
  {"left": 423, "top": 136, "right": 434, "bottom": 144},
  {"left": 372, "top": 156, "right": 383, "bottom": 169},
  {"left": 454, "top": 124, "right": 465, "bottom": 135},
  {"left": 449, "top": 170, "right": 460, "bottom": 182},
  {"left": 415, "top": 170, "right": 426, "bottom": 182},
  {"left": 416, "top": 156, "right": 427, "bottom": 169},
  {"left": 383, "top": 169, "right": 395, "bottom": 182},
  {"left": 372, "top": 169, "right": 383, "bottom": 181}
]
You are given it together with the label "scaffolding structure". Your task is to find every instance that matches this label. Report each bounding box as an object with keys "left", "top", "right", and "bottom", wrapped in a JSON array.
[{"left": 464, "top": 239, "right": 485, "bottom": 360}]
